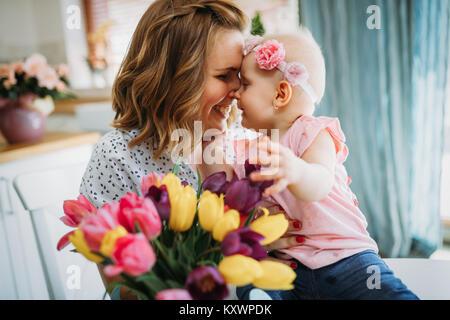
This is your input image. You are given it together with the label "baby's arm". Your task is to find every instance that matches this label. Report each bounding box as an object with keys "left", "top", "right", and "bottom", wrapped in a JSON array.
[
  {"left": 287, "top": 129, "right": 336, "bottom": 202},
  {"left": 250, "top": 130, "right": 336, "bottom": 202}
]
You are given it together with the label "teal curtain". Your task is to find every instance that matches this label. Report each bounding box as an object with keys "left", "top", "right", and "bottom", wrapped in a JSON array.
[{"left": 300, "top": 0, "right": 450, "bottom": 257}]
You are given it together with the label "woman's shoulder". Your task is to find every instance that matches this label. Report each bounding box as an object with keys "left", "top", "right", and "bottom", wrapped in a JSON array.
[{"left": 94, "top": 128, "right": 142, "bottom": 155}]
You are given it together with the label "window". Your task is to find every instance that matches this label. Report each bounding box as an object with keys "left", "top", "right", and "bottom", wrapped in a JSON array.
[
  {"left": 83, "top": 0, "right": 154, "bottom": 79},
  {"left": 83, "top": 0, "right": 300, "bottom": 79},
  {"left": 441, "top": 76, "right": 450, "bottom": 227},
  {"left": 235, "top": 0, "right": 300, "bottom": 34}
]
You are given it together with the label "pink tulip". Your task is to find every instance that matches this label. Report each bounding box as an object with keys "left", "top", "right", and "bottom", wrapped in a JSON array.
[
  {"left": 81, "top": 202, "right": 120, "bottom": 251},
  {"left": 118, "top": 193, "right": 162, "bottom": 240},
  {"left": 57, "top": 195, "right": 98, "bottom": 251},
  {"left": 23, "top": 53, "right": 47, "bottom": 77},
  {"left": 156, "top": 289, "right": 193, "bottom": 300},
  {"left": 56, "top": 230, "right": 75, "bottom": 251},
  {"left": 61, "top": 194, "right": 97, "bottom": 227},
  {"left": 140, "top": 172, "right": 165, "bottom": 196},
  {"left": 103, "top": 233, "right": 156, "bottom": 277}
]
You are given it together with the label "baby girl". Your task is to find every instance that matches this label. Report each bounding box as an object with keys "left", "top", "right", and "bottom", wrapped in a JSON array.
[{"left": 214, "top": 29, "right": 419, "bottom": 300}]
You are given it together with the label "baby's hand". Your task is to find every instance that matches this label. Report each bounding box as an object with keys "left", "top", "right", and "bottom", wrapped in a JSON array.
[{"left": 248, "top": 136, "right": 305, "bottom": 197}]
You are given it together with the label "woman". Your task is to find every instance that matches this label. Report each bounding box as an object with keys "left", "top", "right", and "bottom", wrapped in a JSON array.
[{"left": 80, "top": 0, "right": 302, "bottom": 299}]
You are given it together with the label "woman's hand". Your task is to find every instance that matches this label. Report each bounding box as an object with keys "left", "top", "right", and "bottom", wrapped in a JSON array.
[{"left": 263, "top": 219, "right": 304, "bottom": 269}]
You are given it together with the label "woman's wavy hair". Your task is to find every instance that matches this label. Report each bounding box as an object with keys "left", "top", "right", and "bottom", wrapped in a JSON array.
[{"left": 112, "top": 0, "right": 247, "bottom": 159}]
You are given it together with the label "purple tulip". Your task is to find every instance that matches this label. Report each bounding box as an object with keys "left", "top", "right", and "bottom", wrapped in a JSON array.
[
  {"left": 201, "top": 171, "right": 229, "bottom": 196},
  {"left": 145, "top": 185, "right": 171, "bottom": 221},
  {"left": 244, "top": 159, "right": 274, "bottom": 193},
  {"left": 185, "top": 266, "right": 229, "bottom": 300},
  {"left": 221, "top": 227, "right": 267, "bottom": 261},
  {"left": 225, "top": 178, "right": 261, "bottom": 215}
]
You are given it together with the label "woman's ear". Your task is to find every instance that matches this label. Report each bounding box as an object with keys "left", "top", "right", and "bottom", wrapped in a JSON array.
[{"left": 272, "top": 80, "right": 293, "bottom": 109}]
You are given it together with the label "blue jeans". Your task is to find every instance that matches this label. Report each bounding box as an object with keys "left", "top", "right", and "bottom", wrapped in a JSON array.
[{"left": 237, "top": 250, "right": 419, "bottom": 300}]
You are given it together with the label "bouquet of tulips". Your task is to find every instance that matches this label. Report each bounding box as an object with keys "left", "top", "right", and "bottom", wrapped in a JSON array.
[{"left": 57, "top": 161, "right": 296, "bottom": 300}]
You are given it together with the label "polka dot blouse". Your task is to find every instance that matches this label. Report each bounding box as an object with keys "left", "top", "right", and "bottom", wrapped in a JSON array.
[
  {"left": 79, "top": 114, "right": 258, "bottom": 209},
  {"left": 79, "top": 128, "right": 198, "bottom": 209}
]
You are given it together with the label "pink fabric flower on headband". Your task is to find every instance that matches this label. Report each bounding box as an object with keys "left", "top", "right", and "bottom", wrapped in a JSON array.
[
  {"left": 254, "top": 40, "right": 286, "bottom": 70},
  {"left": 283, "top": 62, "right": 309, "bottom": 87}
]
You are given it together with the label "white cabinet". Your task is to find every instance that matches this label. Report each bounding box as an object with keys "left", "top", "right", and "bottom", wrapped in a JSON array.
[{"left": 0, "top": 143, "right": 97, "bottom": 299}]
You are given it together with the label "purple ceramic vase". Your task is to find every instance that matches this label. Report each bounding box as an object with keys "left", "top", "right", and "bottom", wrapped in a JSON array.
[{"left": 0, "top": 95, "right": 47, "bottom": 144}]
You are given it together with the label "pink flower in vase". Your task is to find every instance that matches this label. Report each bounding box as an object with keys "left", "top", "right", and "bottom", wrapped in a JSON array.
[
  {"left": 11, "top": 62, "right": 25, "bottom": 75},
  {"left": 3, "top": 67, "right": 17, "bottom": 90},
  {"left": 0, "top": 64, "right": 10, "bottom": 79},
  {"left": 37, "top": 66, "right": 59, "bottom": 90},
  {"left": 56, "top": 81, "right": 67, "bottom": 92},
  {"left": 23, "top": 53, "right": 48, "bottom": 78},
  {"left": 56, "top": 64, "right": 69, "bottom": 78}
]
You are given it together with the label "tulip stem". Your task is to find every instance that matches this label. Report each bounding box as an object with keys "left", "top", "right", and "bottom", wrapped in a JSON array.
[
  {"left": 197, "top": 246, "right": 221, "bottom": 260},
  {"left": 244, "top": 208, "right": 257, "bottom": 227}
]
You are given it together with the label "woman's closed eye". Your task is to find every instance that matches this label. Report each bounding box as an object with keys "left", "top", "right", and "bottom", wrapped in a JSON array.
[{"left": 216, "top": 73, "right": 230, "bottom": 80}]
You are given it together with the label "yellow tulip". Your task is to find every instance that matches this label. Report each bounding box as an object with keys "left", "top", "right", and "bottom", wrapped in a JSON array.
[
  {"left": 250, "top": 207, "right": 289, "bottom": 245},
  {"left": 218, "top": 254, "right": 263, "bottom": 286},
  {"left": 198, "top": 191, "right": 224, "bottom": 232},
  {"left": 69, "top": 229, "right": 103, "bottom": 263},
  {"left": 252, "top": 260, "right": 296, "bottom": 290},
  {"left": 168, "top": 184, "right": 198, "bottom": 232},
  {"left": 99, "top": 226, "right": 128, "bottom": 257},
  {"left": 212, "top": 209, "right": 240, "bottom": 241},
  {"left": 159, "top": 173, "right": 197, "bottom": 232},
  {"left": 160, "top": 173, "right": 183, "bottom": 195}
]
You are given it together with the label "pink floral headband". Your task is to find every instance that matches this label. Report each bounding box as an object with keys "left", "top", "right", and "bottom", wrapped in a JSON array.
[{"left": 244, "top": 35, "right": 318, "bottom": 104}]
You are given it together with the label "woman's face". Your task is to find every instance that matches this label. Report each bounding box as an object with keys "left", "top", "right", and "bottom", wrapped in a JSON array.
[{"left": 200, "top": 30, "right": 243, "bottom": 134}]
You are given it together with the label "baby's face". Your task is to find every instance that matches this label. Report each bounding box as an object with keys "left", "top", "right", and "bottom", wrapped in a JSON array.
[{"left": 236, "top": 54, "right": 278, "bottom": 131}]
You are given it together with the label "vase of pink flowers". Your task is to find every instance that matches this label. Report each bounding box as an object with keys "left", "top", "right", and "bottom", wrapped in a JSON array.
[{"left": 0, "top": 53, "right": 74, "bottom": 144}]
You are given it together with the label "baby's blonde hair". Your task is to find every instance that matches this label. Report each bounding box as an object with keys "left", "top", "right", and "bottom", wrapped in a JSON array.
[{"left": 263, "top": 27, "right": 326, "bottom": 104}]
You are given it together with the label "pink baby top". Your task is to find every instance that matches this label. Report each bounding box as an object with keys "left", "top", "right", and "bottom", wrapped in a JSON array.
[{"left": 232, "top": 115, "right": 378, "bottom": 269}]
